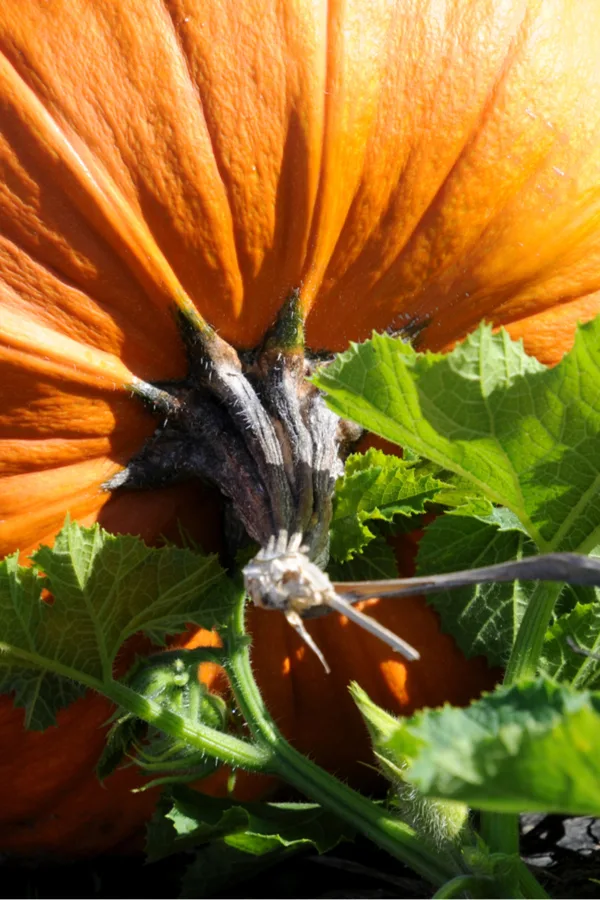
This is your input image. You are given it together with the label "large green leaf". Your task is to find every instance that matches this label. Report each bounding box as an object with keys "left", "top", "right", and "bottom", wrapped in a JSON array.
[
  {"left": 314, "top": 320, "right": 600, "bottom": 554},
  {"left": 366, "top": 680, "right": 600, "bottom": 816},
  {"left": 417, "top": 511, "right": 535, "bottom": 665},
  {"left": 0, "top": 519, "right": 234, "bottom": 728}
]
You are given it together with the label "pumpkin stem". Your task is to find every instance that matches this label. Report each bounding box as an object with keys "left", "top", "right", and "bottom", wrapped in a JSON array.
[
  {"left": 243, "top": 535, "right": 420, "bottom": 665},
  {"left": 106, "top": 294, "right": 419, "bottom": 667}
]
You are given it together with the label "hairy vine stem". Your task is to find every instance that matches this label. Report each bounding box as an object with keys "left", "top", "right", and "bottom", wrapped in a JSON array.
[{"left": 222, "top": 589, "right": 456, "bottom": 887}]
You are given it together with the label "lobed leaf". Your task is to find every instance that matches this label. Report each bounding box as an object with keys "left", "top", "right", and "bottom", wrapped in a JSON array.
[
  {"left": 0, "top": 518, "right": 234, "bottom": 728},
  {"left": 147, "top": 786, "right": 353, "bottom": 862},
  {"left": 368, "top": 680, "right": 600, "bottom": 816},
  {"left": 330, "top": 448, "right": 445, "bottom": 561},
  {"left": 314, "top": 320, "right": 600, "bottom": 555}
]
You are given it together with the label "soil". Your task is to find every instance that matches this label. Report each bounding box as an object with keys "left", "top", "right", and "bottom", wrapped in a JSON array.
[{"left": 4, "top": 816, "right": 600, "bottom": 898}]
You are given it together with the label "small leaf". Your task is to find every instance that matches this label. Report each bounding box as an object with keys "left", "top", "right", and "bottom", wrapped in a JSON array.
[
  {"left": 389, "top": 680, "right": 600, "bottom": 816},
  {"left": 417, "top": 511, "right": 535, "bottom": 665},
  {"left": 147, "top": 787, "right": 354, "bottom": 864},
  {"left": 330, "top": 448, "right": 445, "bottom": 561},
  {"left": 541, "top": 601, "right": 600, "bottom": 689},
  {"left": 476, "top": 507, "right": 530, "bottom": 534},
  {"left": 0, "top": 519, "right": 234, "bottom": 728},
  {"left": 328, "top": 535, "right": 398, "bottom": 582},
  {"left": 0, "top": 669, "right": 85, "bottom": 732}
]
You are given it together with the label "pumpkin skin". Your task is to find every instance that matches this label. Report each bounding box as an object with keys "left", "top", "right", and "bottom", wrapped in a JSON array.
[{"left": 1, "top": 0, "right": 600, "bottom": 856}]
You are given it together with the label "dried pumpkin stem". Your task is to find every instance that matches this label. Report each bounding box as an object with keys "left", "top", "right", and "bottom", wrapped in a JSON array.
[
  {"left": 108, "top": 291, "right": 339, "bottom": 554},
  {"left": 107, "top": 291, "right": 419, "bottom": 667}
]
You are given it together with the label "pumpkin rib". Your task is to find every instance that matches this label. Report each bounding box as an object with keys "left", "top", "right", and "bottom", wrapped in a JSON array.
[
  {"left": 0, "top": 311, "right": 136, "bottom": 389},
  {"left": 409, "top": 122, "right": 566, "bottom": 329},
  {"left": 0, "top": 439, "right": 117, "bottom": 476},
  {"left": 302, "top": 12, "right": 401, "bottom": 307},
  {"left": 299, "top": 0, "right": 399, "bottom": 312},
  {"left": 429, "top": 172, "right": 600, "bottom": 346},
  {"left": 112, "top": 3, "right": 247, "bottom": 324},
  {"left": 155, "top": 1, "right": 235, "bottom": 241},
  {"left": 0, "top": 233, "right": 183, "bottom": 383},
  {"left": 306, "top": 2, "right": 600, "bottom": 352},
  {"left": 0, "top": 233, "right": 177, "bottom": 367},
  {"left": 1, "top": 0, "right": 600, "bottom": 857},
  {"left": 303, "top": 2, "right": 531, "bottom": 346},
  {"left": 0, "top": 47, "right": 202, "bottom": 336},
  {"left": 403, "top": 6, "right": 534, "bottom": 275},
  {"left": 164, "top": 0, "right": 327, "bottom": 335}
]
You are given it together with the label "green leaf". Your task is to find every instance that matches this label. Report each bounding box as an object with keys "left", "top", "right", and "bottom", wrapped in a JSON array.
[
  {"left": 328, "top": 535, "right": 398, "bottom": 582},
  {"left": 98, "top": 654, "right": 231, "bottom": 788},
  {"left": 475, "top": 507, "right": 530, "bottom": 535},
  {"left": 0, "top": 519, "right": 234, "bottom": 728},
  {"left": 416, "top": 512, "right": 535, "bottom": 665},
  {"left": 146, "top": 786, "right": 353, "bottom": 862},
  {"left": 541, "top": 601, "right": 600, "bottom": 689},
  {"left": 0, "top": 669, "right": 86, "bottom": 732},
  {"left": 430, "top": 485, "right": 494, "bottom": 517},
  {"left": 330, "top": 448, "right": 445, "bottom": 561},
  {"left": 95, "top": 710, "right": 145, "bottom": 782},
  {"left": 314, "top": 320, "right": 600, "bottom": 555},
  {"left": 350, "top": 684, "right": 472, "bottom": 854},
  {"left": 387, "top": 680, "right": 600, "bottom": 816}
]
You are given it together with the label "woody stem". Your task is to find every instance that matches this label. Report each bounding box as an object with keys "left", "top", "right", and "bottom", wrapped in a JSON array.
[{"left": 110, "top": 292, "right": 345, "bottom": 568}]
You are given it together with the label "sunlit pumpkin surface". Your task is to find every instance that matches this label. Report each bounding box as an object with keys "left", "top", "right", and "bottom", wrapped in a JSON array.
[{"left": 1, "top": 0, "right": 600, "bottom": 856}]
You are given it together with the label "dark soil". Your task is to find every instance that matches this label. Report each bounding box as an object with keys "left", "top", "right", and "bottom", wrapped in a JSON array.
[{"left": 4, "top": 816, "right": 599, "bottom": 898}]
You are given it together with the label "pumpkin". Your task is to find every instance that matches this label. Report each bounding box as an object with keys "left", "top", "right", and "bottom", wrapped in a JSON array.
[{"left": 1, "top": 0, "right": 600, "bottom": 857}]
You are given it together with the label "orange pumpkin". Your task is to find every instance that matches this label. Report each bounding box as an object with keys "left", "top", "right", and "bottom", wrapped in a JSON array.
[{"left": 1, "top": 0, "right": 600, "bottom": 857}]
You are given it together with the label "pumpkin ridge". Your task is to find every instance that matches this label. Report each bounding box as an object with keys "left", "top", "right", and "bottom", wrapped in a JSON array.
[
  {"left": 0, "top": 306, "right": 137, "bottom": 389},
  {"left": 155, "top": 2, "right": 244, "bottom": 306},
  {"left": 376, "top": 21, "right": 538, "bottom": 339},
  {"left": 0, "top": 232, "right": 180, "bottom": 364},
  {"left": 1, "top": 48, "right": 202, "bottom": 328},
  {"left": 299, "top": 0, "right": 390, "bottom": 312}
]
